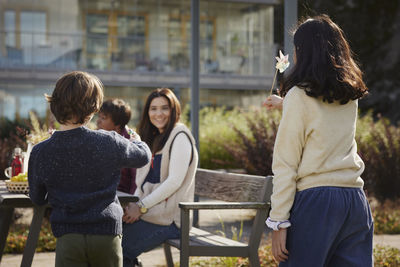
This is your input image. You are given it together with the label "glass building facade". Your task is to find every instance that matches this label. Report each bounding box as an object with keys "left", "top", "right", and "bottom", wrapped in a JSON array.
[{"left": 0, "top": 0, "right": 281, "bottom": 125}]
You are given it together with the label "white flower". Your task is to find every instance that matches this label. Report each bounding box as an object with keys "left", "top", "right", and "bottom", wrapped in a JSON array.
[
  {"left": 268, "top": 50, "right": 290, "bottom": 96},
  {"left": 275, "top": 50, "right": 290, "bottom": 73}
]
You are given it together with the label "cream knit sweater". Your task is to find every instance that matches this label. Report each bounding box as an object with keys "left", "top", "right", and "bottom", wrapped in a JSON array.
[
  {"left": 270, "top": 86, "right": 365, "bottom": 221},
  {"left": 134, "top": 123, "right": 198, "bottom": 227}
]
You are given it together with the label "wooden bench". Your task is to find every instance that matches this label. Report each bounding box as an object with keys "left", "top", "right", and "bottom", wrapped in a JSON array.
[{"left": 163, "top": 168, "right": 273, "bottom": 267}]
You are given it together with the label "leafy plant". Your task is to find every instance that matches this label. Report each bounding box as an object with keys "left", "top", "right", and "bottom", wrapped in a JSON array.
[
  {"left": 220, "top": 109, "right": 280, "bottom": 176},
  {"left": 0, "top": 112, "right": 55, "bottom": 179},
  {"left": 187, "top": 241, "right": 400, "bottom": 266},
  {"left": 196, "top": 106, "right": 400, "bottom": 202},
  {"left": 4, "top": 219, "right": 56, "bottom": 254},
  {"left": 26, "top": 111, "right": 52, "bottom": 145},
  {"left": 373, "top": 199, "right": 400, "bottom": 234},
  {"left": 0, "top": 118, "right": 28, "bottom": 179},
  {"left": 356, "top": 114, "right": 400, "bottom": 201},
  {"left": 197, "top": 107, "right": 249, "bottom": 170},
  {"left": 195, "top": 106, "right": 281, "bottom": 174},
  {"left": 214, "top": 215, "right": 245, "bottom": 267},
  {"left": 374, "top": 245, "right": 400, "bottom": 267}
]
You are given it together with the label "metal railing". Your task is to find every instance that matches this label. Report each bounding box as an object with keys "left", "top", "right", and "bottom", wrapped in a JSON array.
[{"left": 0, "top": 31, "right": 277, "bottom": 76}]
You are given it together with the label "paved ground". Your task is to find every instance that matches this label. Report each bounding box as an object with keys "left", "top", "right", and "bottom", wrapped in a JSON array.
[
  {"left": 2, "top": 206, "right": 400, "bottom": 267},
  {"left": 1, "top": 246, "right": 179, "bottom": 267}
]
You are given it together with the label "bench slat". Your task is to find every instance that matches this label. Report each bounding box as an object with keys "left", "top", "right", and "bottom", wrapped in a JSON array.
[
  {"left": 189, "top": 228, "right": 246, "bottom": 246},
  {"left": 166, "top": 227, "right": 247, "bottom": 248},
  {"left": 179, "top": 202, "right": 268, "bottom": 210},
  {"left": 195, "top": 168, "right": 266, "bottom": 202},
  {"left": 188, "top": 246, "right": 249, "bottom": 257}
]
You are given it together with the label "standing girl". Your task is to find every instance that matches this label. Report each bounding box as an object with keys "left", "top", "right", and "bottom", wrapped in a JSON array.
[
  {"left": 264, "top": 15, "right": 373, "bottom": 266},
  {"left": 122, "top": 88, "right": 198, "bottom": 267}
]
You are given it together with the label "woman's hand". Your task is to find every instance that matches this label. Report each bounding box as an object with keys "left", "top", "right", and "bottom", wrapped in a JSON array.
[
  {"left": 272, "top": 228, "right": 289, "bottom": 263},
  {"left": 263, "top": 95, "right": 283, "bottom": 110},
  {"left": 122, "top": 202, "right": 141, "bottom": 223}
]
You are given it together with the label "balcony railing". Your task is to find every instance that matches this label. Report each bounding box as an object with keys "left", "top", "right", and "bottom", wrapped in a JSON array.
[{"left": 0, "top": 31, "right": 277, "bottom": 76}]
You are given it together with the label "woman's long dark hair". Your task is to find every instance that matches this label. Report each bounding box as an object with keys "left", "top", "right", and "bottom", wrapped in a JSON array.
[
  {"left": 137, "top": 88, "right": 181, "bottom": 153},
  {"left": 281, "top": 14, "right": 368, "bottom": 104}
]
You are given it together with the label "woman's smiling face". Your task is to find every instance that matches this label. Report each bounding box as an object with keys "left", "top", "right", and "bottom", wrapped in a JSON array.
[{"left": 148, "top": 96, "right": 171, "bottom": 133}]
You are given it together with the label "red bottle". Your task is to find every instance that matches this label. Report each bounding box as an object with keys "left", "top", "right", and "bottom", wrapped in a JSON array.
[{"left": 11, "top": 148, "right": 22, "bottom": 177}]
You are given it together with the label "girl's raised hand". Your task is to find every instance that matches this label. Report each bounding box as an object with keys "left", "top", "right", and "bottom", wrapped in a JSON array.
[{"left": 263, "top": 94, "right": 283, "bottom": 110}]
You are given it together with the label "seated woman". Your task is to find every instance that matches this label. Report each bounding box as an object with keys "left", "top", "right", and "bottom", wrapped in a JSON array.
[
  {"left": 97, "top": 98, "right": 139, "bottom": 194},
  {"left": 122, "top": 88, "right": 198, "bottom": 267}
]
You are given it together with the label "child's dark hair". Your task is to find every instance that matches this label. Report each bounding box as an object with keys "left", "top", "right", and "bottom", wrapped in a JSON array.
[
  {"left": 137, "top": 88, "right": 181, "bottom": 153},
  {"left": 281, "top": 14, "right": 368, "bottom": 104},
  {"left": 46, "top": 71, "right": 104, "bottom": 124},
  {"left": 100, "top": 99, "right": 132, "bottom": 130}
]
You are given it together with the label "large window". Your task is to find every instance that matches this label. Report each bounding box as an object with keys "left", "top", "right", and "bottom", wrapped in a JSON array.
[
  {"left": 115, "top": 15, "right": 147, "bottom": 70},
  {"left": 20, "top": 11, "right": 47, "bottom": 48},
  {"left": 85, "top": 12, "right": 147, "bottom": 70},
  {"left": 167, "top": 15, "right": 216, "bottom": 72},
  {"left": 85, "top": 13, "right": 109, "bottom": 69},
  {"left": 4, "top": 10, "right": 16, "bottom": 48},
  {"left": 2, "top": 9, "right": 47, "bottom": 65}
]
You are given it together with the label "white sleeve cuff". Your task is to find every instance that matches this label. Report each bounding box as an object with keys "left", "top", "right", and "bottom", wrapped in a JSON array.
[{"left": 265, "top": 217, "right": 291, "bottom": 231}]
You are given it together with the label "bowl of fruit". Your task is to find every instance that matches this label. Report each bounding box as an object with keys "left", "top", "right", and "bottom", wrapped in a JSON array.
[{"left": 6, "top": 172, "right": 29, "bottom": 194}]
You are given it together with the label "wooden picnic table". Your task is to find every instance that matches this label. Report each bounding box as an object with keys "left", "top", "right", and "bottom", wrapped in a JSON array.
[{"left": 0, "top": 180, "right": 137, "bottom": 267}]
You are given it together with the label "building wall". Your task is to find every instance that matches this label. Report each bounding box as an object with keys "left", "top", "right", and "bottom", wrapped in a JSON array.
[{"left": 0, "top": 0, "right": 279, "bottom": 123}]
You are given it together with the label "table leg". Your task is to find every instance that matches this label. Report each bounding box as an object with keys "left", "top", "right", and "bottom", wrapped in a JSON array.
[
  {"left": 0, "top": 206, "right": 14, "bottom": 262},
  {"left": 20, "top": 205, "right": 46, "bottom": 267}
]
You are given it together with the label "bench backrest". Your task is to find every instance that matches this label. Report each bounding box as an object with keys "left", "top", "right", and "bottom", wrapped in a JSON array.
[{"left": 194, "top": 168, "right": 272, "bottom": 203}]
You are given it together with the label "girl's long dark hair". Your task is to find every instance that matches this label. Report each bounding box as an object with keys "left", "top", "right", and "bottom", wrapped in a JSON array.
[
  {"left": 281, "top": 14, "right": 368, "bottom": 104},
  {"left": 137, "top": 88, "right": 181, "bottom": 153}
]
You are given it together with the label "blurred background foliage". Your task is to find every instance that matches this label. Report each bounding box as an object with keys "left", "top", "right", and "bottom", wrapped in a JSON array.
[
  {"left": 297, "top": 0, "right": 400, "bottom": 123},
  {"left": 4, "top": 106, "right": 398, "bottom": 203},
  {"left": 185, "top": 106, "right": 400, "bottom": 203}
]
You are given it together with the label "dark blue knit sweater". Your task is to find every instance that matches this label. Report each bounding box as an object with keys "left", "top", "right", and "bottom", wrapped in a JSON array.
[{"left": 28, "top": 126, "right": 151, "bottom": 238}]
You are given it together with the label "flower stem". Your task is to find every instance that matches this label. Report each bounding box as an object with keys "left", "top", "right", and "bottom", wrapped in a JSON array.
[{"left": 269, "top": 69, "right": 278, "bottom": 96}]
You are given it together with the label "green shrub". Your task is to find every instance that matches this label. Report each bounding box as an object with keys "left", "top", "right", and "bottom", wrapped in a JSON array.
[
  {"left": 188, "top": 242, "right": 400, "bottom": 266},
  {"left": 374, "top": 245, "right": 400, "bottom": 267},
  {"left": 197, "top": 106, "right": 400, "bottom": 202},
  {"left": 213, "top": 217, "right": 245, "bottom": 267},
  {"left": 0, "top": 112, "right": 54, "bottom": 179},
  {"left": 356, "top": 113, "right": 400, "bottom": 201},
  {"left": 373, "top": 199, "right": 400, "bottom": 234},
  {"left": 195, "top": 106, "right": 281, "bottom": 173},
  {"left": 221, "top": 109, "right": 280, "bottom": 176},
  {"left": 0, "top": 118, "right": 29, "bottom": 179},
  {"left": 5, "top": 219, "right": 56, "bottom": 254},
  {"left": 197, "top": 107, "right": 248, "bottom": 170}
]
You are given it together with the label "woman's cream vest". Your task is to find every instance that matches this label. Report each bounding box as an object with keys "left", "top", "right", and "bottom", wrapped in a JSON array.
[{"left": 135, "top": 123, "right": 198, "bottom": 227}]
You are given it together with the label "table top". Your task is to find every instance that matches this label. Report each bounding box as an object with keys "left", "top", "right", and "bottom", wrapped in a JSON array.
[
  {"left": 0, "top": 180, "right": 138, "bottom": 207},
  {"left": 0, "top": 180, "right": 32, "bottom": 207}
]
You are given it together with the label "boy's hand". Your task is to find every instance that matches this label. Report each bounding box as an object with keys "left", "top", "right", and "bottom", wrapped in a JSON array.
[
  {"left": 263, "top": 95, "right": 283, "bottom": 110},
  {"left": 127, "top": 128, "right": 141, "bottom": 141},
  {"left": 122, "top": 202, "right": 141, "bottom": 223},
  {"left": 272, "top": 228, "right": 289, "bottom": 263}
]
